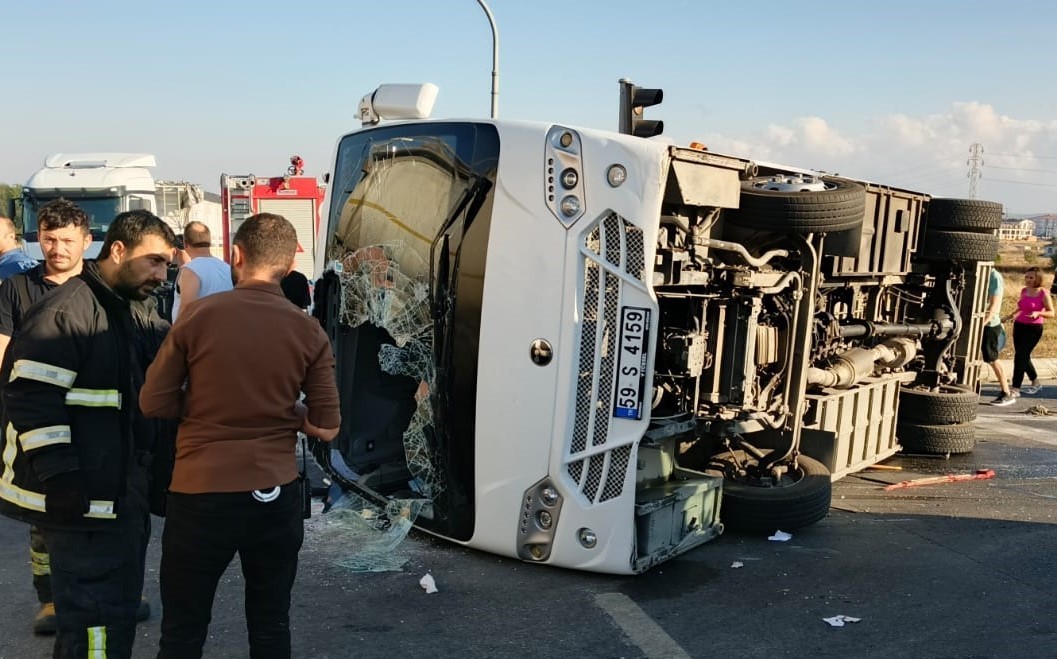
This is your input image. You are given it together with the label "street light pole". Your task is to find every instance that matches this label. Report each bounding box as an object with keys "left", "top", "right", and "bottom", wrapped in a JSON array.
[{"left": 476, "top": 0, "right": 499, "bottom": 118}]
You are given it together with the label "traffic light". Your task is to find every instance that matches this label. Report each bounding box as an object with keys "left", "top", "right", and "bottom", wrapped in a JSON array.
[{"left": 618, "top": 78, "right": 664, "bottom": 137}]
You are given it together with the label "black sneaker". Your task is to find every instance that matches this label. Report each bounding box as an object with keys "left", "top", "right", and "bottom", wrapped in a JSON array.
[{"left": 991, "top": 394, "right": 1016, "bottom": 407}]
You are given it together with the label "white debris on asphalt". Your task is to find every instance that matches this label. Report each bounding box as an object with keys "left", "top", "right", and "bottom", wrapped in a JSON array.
[
  {"left": 767, "top": 530, "right": 792, "bottom": 542},
  {"left": 731, "top": 561, "right": 744, "bottom": 568},
  {"left": 419, "top": 573, "right": 438, "bottom": 594},
  {"left": 823, "top": 615, "right": 862, "bottom": 627}
]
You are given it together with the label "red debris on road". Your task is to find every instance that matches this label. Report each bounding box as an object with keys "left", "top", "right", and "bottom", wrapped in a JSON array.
[{"left": 883, "top": 469, "right": 996, "bottom": 491}]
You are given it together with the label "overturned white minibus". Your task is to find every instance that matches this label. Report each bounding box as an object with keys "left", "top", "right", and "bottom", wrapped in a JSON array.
[{"left": 311, "top": 84, "right": 999, "bottom": 574}]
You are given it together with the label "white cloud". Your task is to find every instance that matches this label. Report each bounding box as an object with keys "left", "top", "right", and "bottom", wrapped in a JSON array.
[
  {"left": 881, "top": 114, "right": 935, "bottom": 147},
  {"left": 756, "top": 117, "right": 854, "bottom": 158},
  {"left": 764, "top": 123, "right": 795, "bottom": 147},
  {"left": 797, "top": 117, "right": 856, "bottom": 157},
  {"left": 697, "top": 102, "right": 1057, "bottom": 213}
]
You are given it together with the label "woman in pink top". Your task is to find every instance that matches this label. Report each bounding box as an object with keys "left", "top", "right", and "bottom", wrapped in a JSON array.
[{"left": 1003, "top": 267, "right": 1055, "bottom": 395}]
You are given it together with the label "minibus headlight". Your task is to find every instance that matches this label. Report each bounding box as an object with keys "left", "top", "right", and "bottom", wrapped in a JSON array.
[
  {"left": 540, "top": 486, "right": 559, "bottom": 506},
  {"left": 517, "top": 478, "right": 564, "bottom": 563},
  {"left": 578, "top": 528, "right": 597, "bottom": 549},
  {"left": 560, "top": 195, "right": 581, "bottom": 217},
  {"left": 537, "top": 510, "right": 553, "bottom": 530},
  {"left": 545, "top": 126, "right": 585, "bottom": 226},
  {"left": 607, "top": 164, "right": 627, "bottom": 187}
]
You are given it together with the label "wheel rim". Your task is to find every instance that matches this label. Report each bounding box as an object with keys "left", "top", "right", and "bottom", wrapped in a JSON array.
[{"left": 717, "top": 452, "right": 807, "bottom": 488}]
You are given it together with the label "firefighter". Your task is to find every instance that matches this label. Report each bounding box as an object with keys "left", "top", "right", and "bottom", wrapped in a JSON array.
[
  {"left": 0, "top": 210, "right": 176, "bottom": 658},
  {"left": 0, "top": 199, "right": 92, "bottom": 634}
]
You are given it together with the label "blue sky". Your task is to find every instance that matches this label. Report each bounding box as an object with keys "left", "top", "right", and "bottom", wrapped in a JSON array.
[{"left": 4, "top": 0, "right": 1057, "bottom": 213}]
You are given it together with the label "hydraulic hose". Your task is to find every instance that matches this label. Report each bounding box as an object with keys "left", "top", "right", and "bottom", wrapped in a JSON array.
[{"left": 694, "top": 237, "right": 789, "bottom": 268}]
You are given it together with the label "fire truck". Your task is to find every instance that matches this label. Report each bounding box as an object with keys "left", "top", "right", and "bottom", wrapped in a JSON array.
[{"left": 220, "top": 156, "right": 326, "bottom": 275}]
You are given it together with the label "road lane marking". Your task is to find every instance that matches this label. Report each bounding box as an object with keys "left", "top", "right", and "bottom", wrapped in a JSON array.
[
  {"left": 976, "top": 414, "right": 1057, "bottom": 446},
  {"left": 594, "top": 592, "right": 691, "bottom": 659}
]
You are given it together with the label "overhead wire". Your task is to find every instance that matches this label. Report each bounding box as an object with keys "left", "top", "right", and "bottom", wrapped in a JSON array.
[
  {"left": 983, "top": 177, "right": 1057, "bottom": 189},
  {"left": 988, "top": 152, "right": 1057, "bottom": 160},
  {"left": 985, "top": 164, "right": 1057, "bottom": 174}
]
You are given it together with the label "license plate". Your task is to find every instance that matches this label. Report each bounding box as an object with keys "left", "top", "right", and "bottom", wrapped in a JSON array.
[{"left": 613, "top": 307, "right": 651, "bottom": 419}]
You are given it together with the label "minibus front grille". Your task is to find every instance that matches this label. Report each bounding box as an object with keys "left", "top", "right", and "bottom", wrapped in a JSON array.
[{"left": 567, "top": 212, "right": 646, "bottom": 503}]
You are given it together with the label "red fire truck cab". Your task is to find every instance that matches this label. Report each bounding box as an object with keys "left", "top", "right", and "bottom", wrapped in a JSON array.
[{"left": 220, "top": 156, "right": 326, "bottom": 277}]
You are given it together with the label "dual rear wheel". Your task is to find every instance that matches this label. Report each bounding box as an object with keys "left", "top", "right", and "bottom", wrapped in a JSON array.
[
  {"left": 916, "top": 198, "right": 1002, "bottom": 263},
  {"left": 897, "top": 384, "right": 978, "bottom": 454}
]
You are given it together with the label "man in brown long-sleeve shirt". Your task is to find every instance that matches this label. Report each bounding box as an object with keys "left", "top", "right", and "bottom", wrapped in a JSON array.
[{"left": 140, "top": 213, "right": 340, "bottom": 659}]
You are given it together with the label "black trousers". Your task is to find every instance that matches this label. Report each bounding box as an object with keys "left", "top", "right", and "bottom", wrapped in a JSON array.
[
  {"left": 1012, "top": 321, "right": 1044, "bottom": 388},
  {"left": 158, "top": 481, "right": 304, "bottom": 659},
  {"left": 40, "top": 462, "right": 151, "bottom": 659}
]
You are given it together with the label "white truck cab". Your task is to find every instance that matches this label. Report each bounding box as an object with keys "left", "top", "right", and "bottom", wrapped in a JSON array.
[{"left": 20, "top": 153, "right": 159, "bottom": 259}]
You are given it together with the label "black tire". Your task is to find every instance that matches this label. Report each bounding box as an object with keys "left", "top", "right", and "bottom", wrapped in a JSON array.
[
  {"left": 927, "top": 198, "right": 1003, "bottom": 233},
  {"left": 727, "top": 177, "right": 866, "bottom": 233},
  {"left": 713, "top": 451, "right": 832, "bottom": 533},
  {"left": 898, "top": 384, "right": 978, "bottom": 425},
  {"left": 897, "top": 421, "right": 976, "bottom": 455},
  {"left": 917, "top": 229, "right": 998, "bottom": 263}
]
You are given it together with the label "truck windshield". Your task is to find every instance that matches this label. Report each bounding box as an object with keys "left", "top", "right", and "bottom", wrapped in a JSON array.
[
  {"left": 320, "top": 122, "right": 499, "bottom": 540},
  {"left": 22, "top": 195, "right": 119, "bottom": 242}
]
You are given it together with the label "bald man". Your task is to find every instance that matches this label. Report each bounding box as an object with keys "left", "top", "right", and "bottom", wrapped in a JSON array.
[
  {"left": 171, "top": 222, "right": 232, "bottom": 320},
  {"left": 0, "top": 214, "right": 38, "bottom": 279}
]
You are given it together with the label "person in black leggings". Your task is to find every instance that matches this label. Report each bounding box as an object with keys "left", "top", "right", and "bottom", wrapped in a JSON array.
[{"left": 1005, "top": 267, "right": 1055, "bottom": 396}]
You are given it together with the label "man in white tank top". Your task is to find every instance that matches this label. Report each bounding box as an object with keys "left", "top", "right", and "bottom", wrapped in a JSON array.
[{"left": 172, "top": 222, "right": 233, "bottom": 321}]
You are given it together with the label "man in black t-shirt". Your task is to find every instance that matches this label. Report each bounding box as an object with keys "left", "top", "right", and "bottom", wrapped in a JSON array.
[{"left": 0, "top": 265, "right": 60, "bottom": 338}]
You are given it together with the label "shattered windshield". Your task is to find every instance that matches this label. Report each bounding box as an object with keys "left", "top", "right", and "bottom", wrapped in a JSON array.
[{"left": 318, "top": 122, "right": 499, "bottom": 548}]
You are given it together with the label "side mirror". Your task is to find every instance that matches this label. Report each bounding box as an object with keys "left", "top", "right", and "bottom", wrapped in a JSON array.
[
  {"left": 7, "top": 197, "right": 23, "bottom": 233},
  {"left": 128, "top": 197, "right": 150, "bottom": 211}
]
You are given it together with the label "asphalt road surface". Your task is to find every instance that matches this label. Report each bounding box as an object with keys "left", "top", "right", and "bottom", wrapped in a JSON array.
[{"left": 1, "top": 382, "right": 1055, "bottom": 658}]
